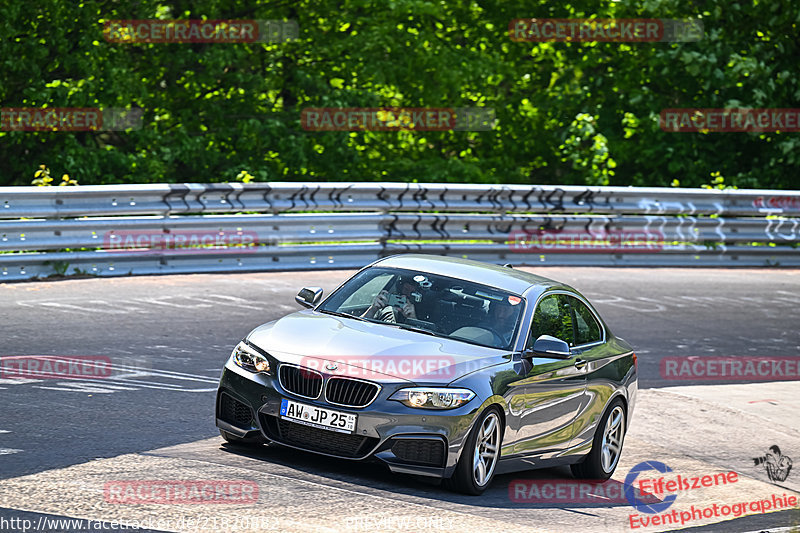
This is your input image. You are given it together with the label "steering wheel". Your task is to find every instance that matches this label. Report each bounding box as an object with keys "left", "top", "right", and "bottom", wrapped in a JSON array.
[
  {"left": 482, "top": 327, "right": 507, "bottom": 346},
  {"left": 451, "top": 326, "right": 506, "bottom": 347},
  {"left": 403, "top": 316, "right": 441, "bottom": 333}
]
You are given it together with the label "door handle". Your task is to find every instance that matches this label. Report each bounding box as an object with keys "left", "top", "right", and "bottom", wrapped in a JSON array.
[{"left": 574, "top": 358, "right": 588, "bottom": 369}]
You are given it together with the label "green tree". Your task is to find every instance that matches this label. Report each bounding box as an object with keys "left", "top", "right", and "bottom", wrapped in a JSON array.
[{"left": 0, "top": 0, "right": 797, "bottom": 189}]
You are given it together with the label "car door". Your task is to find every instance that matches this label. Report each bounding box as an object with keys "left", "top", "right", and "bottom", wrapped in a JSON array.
[
  {"left": 504, "top": 293, "right": 588, "bottom": 458},
  {"left": 562, "top": 294, "right": 622, "bottom": 450}
]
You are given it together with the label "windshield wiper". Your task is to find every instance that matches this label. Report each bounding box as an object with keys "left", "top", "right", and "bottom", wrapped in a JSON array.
[
  {"left": 388, "top": 322, "right": 448, "bottom": 339},
  {"left": 318, "top": 309, "right": 371, "bottom": 322},
  {"left": 320, "top": 310, "right": 446, "bottom": 338}
]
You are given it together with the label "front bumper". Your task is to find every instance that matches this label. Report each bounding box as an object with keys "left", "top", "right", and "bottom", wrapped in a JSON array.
[{"left": 215, "top": 360, "right": 482, "bottom": 478}]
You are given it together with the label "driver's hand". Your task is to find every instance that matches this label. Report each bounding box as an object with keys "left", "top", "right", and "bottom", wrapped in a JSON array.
[
  {"left": 371, "top": 290, "right": 389, "bottom": 311},
  {"left": 401, "top": 301, "right": 416, "bottom": 319}
]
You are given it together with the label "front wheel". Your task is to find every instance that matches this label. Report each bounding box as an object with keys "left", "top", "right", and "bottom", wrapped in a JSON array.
[
  {"left": 571, "top": 398, "right": 626, "bottom": 480},
  {"left": 444, "top": 408, "right": 503, "bottom": 495}
]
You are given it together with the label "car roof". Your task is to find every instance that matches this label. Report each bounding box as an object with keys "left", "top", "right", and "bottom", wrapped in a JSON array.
[{"left": 373, "top": 254, "right": 562, "bottom": 294}]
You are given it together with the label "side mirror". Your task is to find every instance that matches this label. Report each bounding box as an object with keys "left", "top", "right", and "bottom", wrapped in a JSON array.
[
  {"left": 524, "top": 335, "right": 572, "bottom": 359},
  {"left": 295, "top": 287, "right": 323, "bottom": 308}
]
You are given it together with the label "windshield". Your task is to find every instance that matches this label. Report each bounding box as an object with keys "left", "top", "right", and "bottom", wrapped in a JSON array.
[{"left": 318, "top": 267, "right": 524, "bottom": 350}]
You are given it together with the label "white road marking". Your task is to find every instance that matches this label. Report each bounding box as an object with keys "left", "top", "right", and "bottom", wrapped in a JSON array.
[
  {"left": 586, "top": 293, "right": 666, "bottom": 312},
  {"left": 0, "top": 358, "right": 218, "bottom": 394},
  {"left": 36, "top": 302, "right": 108, "bottom": 313},
  {"left": 186, "top": 294, "right": 267, "bottom": 310},
  {"left": 34, "top": 382, "right": 139, "bottom": 393},
  {"left": 0, "top": 378, "right": 42, "bottom": 385},
  {"left": 0, "top": 448, "right": 22, "bottom": 455},
  {"left": 586, "top": 291, "right": 800, "bottom": 314},
  {"left": 87, "top": 300, "right": 136, "bottom": 314},
  {"left": 134, "top": 296, "right": 212, "bottom": 309},
  {"left": 15, "top": 293, "right": 268, "bottom": 314},
  {"left": 775, "top": 290, "right": 800, "bottom": 303}
]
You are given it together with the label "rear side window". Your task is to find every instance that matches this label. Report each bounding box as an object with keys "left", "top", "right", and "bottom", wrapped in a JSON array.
[{"left": 569, "top": 296, "right": 602, "bottom": 345}]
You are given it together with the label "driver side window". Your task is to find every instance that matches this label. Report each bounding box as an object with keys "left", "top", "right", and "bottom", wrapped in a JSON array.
[
  {"left": 526, "top": 294, "right": 575, "bottom": 348},
  {"left": 338, "top": 273, "right": 393, "bottom": 310}
]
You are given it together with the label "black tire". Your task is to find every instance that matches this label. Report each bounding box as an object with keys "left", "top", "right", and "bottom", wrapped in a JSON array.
[
  {"left": 219, "top": 429, "right": 265, "bottom": 447},
  {"left": 444, "top": 407, "right": 504, "bottom": 495},
  {"left": 571, "top": 398, "right": 626, "bottom": 480}
]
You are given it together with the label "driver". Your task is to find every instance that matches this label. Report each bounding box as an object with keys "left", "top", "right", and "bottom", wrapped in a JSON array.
[
  {"left": 487, "top": 300, "right": 517, "bottom": 346},
  {"left": 363, "top": 276, "right": 418, "bottom": 322}
]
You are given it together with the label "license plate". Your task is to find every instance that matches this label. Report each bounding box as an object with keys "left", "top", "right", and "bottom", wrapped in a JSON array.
[{"left": 279, "top": 398, "right": 357, "bottom": 434}]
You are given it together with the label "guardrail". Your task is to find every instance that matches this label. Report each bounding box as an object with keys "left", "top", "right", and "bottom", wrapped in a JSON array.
[{"left": 1, "top": 183, "right": 798, "bottom": 280}]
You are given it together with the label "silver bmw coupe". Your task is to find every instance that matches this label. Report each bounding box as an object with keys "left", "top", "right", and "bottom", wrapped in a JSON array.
[{"left": 216, "top": 254, "right": 637, "bottom": 494}]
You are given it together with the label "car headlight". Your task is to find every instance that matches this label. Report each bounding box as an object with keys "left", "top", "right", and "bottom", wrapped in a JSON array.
[
  {"left": 389, "top": 387, "right": 475, "bottom": 409},
  {"left": 232, "top": 341, "right": 271, "bottom": 373}
]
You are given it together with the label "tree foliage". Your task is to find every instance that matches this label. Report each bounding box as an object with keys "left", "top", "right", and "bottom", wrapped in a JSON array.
[{"left": 1, "top": 0, "right": 798, "bottom": 188}]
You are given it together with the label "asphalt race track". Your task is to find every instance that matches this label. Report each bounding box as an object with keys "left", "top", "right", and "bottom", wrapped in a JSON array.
[{"left": 1, "top": 267, "right": 799, "bottom": 532}]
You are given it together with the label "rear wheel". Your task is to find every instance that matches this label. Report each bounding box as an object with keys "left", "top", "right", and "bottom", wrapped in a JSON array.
[
  {"left": 571, "top": 398, "right": 626, "bottom": 480},
  {"left": 444, "top": 408, "right": 503, "bottom": 495}
]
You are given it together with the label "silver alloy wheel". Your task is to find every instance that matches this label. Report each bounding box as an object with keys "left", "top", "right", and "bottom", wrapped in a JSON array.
[
  {"left": 472, "top": 412, "right": 501, "bottom": 486},
  {"left": 601, "top": 405, "right": 625, "bottom": 473}
]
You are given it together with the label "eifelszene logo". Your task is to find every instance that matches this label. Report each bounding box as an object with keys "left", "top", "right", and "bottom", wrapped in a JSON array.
[{"left": 624, "top": 461, "right": 677, "bottom": 514}]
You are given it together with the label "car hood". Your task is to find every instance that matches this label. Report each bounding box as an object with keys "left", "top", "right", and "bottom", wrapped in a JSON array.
[{"left": 245, "top": 310, "right": 512, "bottom": 384}]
